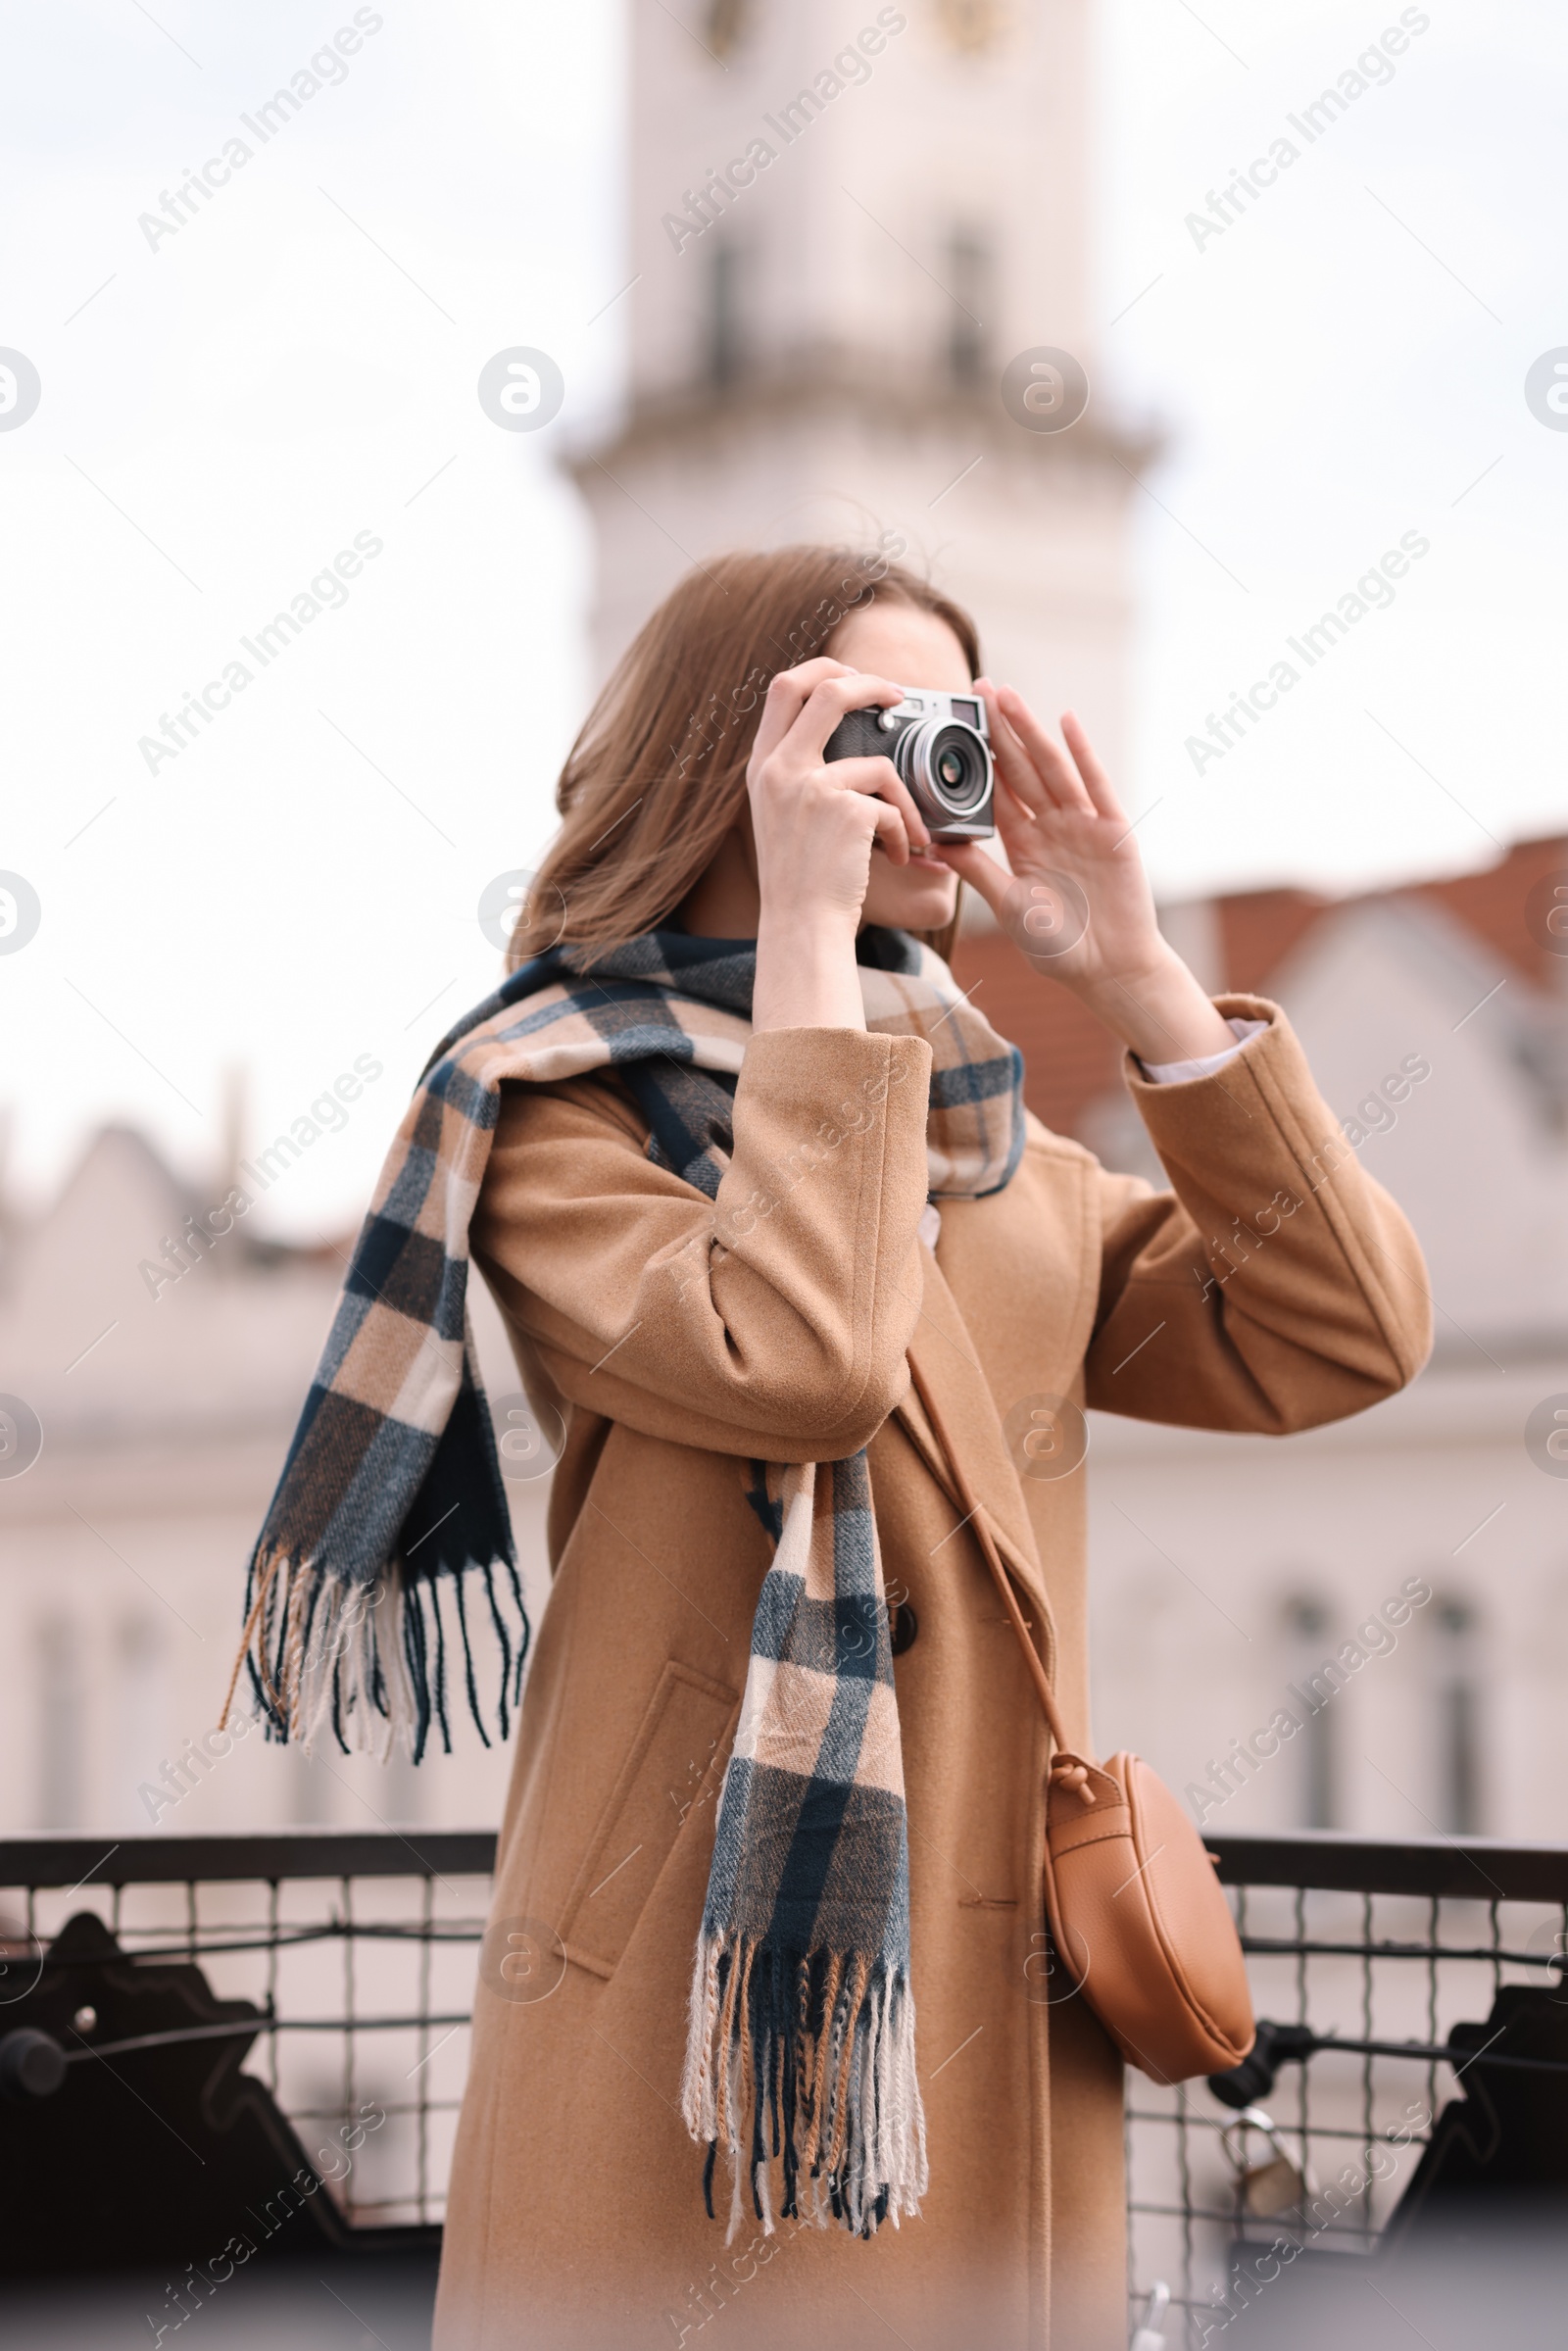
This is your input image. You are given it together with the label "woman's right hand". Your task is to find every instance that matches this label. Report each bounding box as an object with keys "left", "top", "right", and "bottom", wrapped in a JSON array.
[
  {"left": 746, "top": 661, "right": 931, "bottom": 1031},
  {"left": 748, "top": 660, "right": 931, "bottom": 931}
]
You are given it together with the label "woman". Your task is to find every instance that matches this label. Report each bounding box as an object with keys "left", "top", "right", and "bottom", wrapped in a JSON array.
[{"left": 234, "top": 545, "right": 1431, "bottom": 2350}]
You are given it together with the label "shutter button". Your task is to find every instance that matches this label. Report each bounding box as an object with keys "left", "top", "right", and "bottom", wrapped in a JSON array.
[{"left": 889, "top": 1601, "right": 918, "bottom": 1655}]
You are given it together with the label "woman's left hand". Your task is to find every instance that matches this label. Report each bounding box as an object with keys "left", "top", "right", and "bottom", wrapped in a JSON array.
[{"left": 941, "top": 684, "right": 1238, "bottom": 1065}]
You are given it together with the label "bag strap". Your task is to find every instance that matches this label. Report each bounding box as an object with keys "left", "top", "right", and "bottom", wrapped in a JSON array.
[{"left": 906, "top": 1360, "right": 1084, "bottom": 1764}]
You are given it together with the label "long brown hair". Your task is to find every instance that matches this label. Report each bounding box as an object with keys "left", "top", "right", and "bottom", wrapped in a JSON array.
[{"left": 520, "top": 543, "right": 981, "bottom": 967}]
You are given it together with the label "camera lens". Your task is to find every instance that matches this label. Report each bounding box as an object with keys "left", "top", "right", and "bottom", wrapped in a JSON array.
[
  {"left": 889, "top": 714, "right": 993, "bottom": 835},
  {"left": 937, "top": 740, "right": 971, "bottom": 794},
  {"left": 919, "top": 722, "right": 988, "bottom": 812}
]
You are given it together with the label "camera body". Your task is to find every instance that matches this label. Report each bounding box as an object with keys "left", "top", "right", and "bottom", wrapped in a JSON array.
[{"left": 823, "top": 686, "right": 995, "bottom": 841}]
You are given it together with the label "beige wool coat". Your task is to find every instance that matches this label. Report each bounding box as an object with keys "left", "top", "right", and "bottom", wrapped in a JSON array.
[{"left": 432, "top": 994, "right": 1432, "bottom": 2351}]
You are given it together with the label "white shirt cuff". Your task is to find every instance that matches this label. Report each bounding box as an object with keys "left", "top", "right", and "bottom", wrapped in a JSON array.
[{"left": 1139, "top": 1015, "right": 1267, "bottom": 1085}]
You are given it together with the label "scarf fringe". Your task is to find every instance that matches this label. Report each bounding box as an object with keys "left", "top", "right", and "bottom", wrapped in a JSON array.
[
  {"left": 220, "top": 1543, "right": 529, "bottom": 1762},
  {"left": 681, "top": 1931, "right": 928, "bottom": 2241}
]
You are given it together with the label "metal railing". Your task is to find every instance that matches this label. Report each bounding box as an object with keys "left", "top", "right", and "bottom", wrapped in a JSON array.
[
  {"left": 3, "top": 1826, "right": 1566, "bottom": 2337},
  {"left": 1130, "top": 1830, "right": 1568, "bottom": 2346},
  {"left": 0, "top": 1829, "right": 494, "bottom": 2243}
]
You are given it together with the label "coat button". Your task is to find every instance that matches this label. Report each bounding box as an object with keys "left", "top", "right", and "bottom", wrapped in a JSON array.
[{"left": 889, "top": 1601, "right": 918, "bottom": 1656}]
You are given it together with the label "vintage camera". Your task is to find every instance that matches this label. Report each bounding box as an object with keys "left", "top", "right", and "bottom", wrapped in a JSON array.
[{"left": 823, "top": 685, "right": 994, "bottom": 841}]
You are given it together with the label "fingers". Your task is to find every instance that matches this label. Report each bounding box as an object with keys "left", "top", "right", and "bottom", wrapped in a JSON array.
[
  {"left": 978, "top": 680, "right": 1096, "bottom": 817},
  {"left": 976, "top": 678, "right": 1063, "bottom": 817},
  {"left": 1058, "top": 710, "right": 1128, "bottom": 823},
  {"left": 980, "top": 682, "right": 1128, "bottom": 826},
  {"left": 814, "top": 759, "right": 918, "bottom": 861},
  {"left": 865, "top": 794, "right": 915, "bottom": 866},
  {"left": 828, "top": 753, "right": 931, "bottom": 852},
  {"left": 751, "top": 746, "right": 917, "bottom": 864},
  {"left": 748, "top": 658, "right": 852, "bottom": 767},
  {"left": 782, "top": 667, "right": 905, "bottom": 766},
  {"left": 938, "top": 839, "right": 1012, "bottom": 914},
  {"left": 748, "top": 662, "right": 927, "bottom": 863},
  {"left": 751, "top": 660, "right": 900, "bottom": 771},
  {"left": 964, "top": 704, "right": 1050, "bottom": 863}
]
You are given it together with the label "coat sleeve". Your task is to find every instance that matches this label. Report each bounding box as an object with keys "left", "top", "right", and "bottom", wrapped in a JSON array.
[
  {"left": 469, "top": 1025, "right": 933, "bottom": 1461},
  {"left": 1084, "top": 995, "right": 1433, "bottom": 1432}
]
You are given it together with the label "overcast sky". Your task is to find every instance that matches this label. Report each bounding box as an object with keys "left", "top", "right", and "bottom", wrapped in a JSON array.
[{"left": 3, "top": 0, "right": 1565, "bottom": 1233}]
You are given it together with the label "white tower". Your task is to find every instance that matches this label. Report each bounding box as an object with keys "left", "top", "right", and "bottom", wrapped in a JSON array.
[{"left": 572, "top": 0, "right": 1148, "bottom": 765}]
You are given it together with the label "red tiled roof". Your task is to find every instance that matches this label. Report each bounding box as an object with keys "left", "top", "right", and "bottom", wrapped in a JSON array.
[
  {"left": 1212, "top": 834, "right": 1568, "bottom": 993},
  {"left": 1217, "top": 889, "right": 1330, "bottom": 996},
  {"left": 951, "top": 834, "right": 1568, "bottom": 1144},
  {"left": 1409, "top": 835, "right": 1568, "bottom": 988},
  {"left": 949, "top": 929, "right": 1122, "bottom": 1140}
]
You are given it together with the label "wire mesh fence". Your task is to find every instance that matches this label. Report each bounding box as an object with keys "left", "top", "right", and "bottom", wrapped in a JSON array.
[
  {"left": 1127, "top": 1831, "right": 1568, "bottom": 2346},
  {"left": 0, "top": 1831, "right": 493, "bottom": 2239},
  {"left": 2, "top": 1825, "right": 1565, "bottom": 2334}
]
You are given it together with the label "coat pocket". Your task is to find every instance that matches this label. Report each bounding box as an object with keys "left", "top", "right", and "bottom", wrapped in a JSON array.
[{"left": 557, "top": 1659, "right": 739, "bottom": 1980}]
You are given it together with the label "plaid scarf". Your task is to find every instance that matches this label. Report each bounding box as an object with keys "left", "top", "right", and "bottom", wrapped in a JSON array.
[{"left": 227, "top": 926, "right": 1024, "bottom": 2235}]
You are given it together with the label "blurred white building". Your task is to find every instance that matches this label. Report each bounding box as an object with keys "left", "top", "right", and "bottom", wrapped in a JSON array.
[
  {"left": 2, "top": 836, "right": 1564, "bottom": 1842},
  {"left": 1072, "top": 842, "right": 1568, "bottom": 1847},
  {"left": 0, "top": 1120, "right": 531, "bottom": 1839},
  {"left": 3, "top": 0, "right": 1563, "bottom": 1852}
]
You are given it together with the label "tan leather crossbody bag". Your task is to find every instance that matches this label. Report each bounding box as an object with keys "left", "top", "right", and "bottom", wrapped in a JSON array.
[{"left": 910, "top": 1366, "right": 1255, "bottom": 2084}]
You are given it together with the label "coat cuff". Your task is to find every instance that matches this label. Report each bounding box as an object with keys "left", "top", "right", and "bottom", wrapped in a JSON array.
[
  {"left": 1139, "top": 1015, "right": 1268, "bottom": 1085},
  {"left": 1124, "top": 994, "right": 1281, "bottom": 1099}
]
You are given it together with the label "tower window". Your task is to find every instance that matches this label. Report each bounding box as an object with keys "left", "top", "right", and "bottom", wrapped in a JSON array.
[
  {"left": 708, "top": 242, "right": 743, "bottom": 386},
  {"left": 948, "top": 230, "right": 989, "bottom": 386},
  {"left": 706, "top": 0, "right": 749, "bottom": 61}
]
